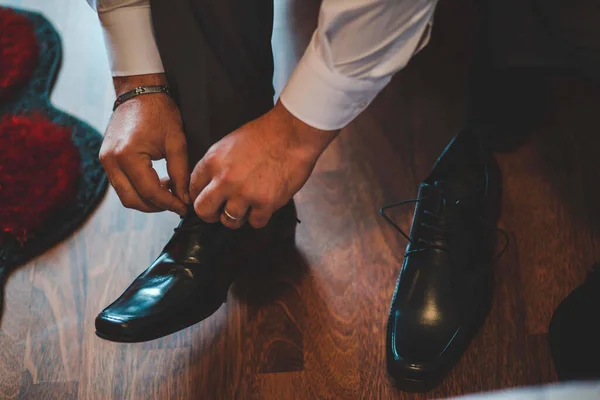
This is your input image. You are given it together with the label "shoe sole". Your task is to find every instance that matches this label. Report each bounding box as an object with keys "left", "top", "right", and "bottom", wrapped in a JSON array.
[{"left": 387, "top": 368, "right": 445, "bottom": 393}]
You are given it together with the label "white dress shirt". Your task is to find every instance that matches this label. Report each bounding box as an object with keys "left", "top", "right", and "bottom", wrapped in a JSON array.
[{"left": 87, "top": 0, "right": 438, "bottom": 130}]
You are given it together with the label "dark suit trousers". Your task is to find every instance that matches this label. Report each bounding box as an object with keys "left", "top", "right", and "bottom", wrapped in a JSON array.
[
  {"left": 483, "top": 0, "right": 600, "bottom": 79},
  {"left": 469, "top": 0, "right": 600, "bottom": 136},
  {"left": 150, "top": 0, "right": 275, "bottom": 166},
  {"left": 149, "top": 0, "right": 599, "bottom": 161}
]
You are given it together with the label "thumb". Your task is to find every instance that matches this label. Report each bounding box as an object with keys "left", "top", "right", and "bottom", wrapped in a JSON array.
[{"left": 165, "top": 134, "right": 191, "bottom": 204}]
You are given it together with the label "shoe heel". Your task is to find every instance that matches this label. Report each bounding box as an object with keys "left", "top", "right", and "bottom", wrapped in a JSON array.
[
  {"left": 232, "top": 226, "right": 302, "bottom": 303},
  {"left": 261, "top": 227, "right": 297, "bottom": 264},
  {"left": 247, "top": 225, "right": 298, "bottom": 274},
  {"left": 275, "top": 227, "right": 296, "bottom": 250}
]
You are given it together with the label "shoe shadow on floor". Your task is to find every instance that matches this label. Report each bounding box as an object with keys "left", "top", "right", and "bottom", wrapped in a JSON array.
[
  {"left": 533, "top": 74, "right": 600, "bottom": 234},
  {"left": 230, "top": 244, "right": 310, "bottom": 308},
  {"left": 469, "top": 67, "right": 552, "bottom": 154}
]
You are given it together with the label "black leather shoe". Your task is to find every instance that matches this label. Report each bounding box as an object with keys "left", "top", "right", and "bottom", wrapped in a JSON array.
[
  {"left": 549, "top": 263, "right": 600, "bottom": 381},
  {"left": 95, "top": 201, "right": 297, "bottom": 343},
  {"left": 382, "top": 130, "right": 500, "bottom": 391}
]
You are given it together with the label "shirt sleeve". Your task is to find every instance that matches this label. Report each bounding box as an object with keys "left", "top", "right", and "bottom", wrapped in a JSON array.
[
  {"left": 280, "top": 0, "right": 439, "bottom": 131},
  {"left": 86, "top": 0, "right": 164, "bottom": 76}
]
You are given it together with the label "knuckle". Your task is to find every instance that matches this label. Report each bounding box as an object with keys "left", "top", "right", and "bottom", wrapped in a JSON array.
[
  {"left": 98, "top": 150, "right": 112, "bottom": 164},
  {"left": 218, "top": 173, "right": 235, "bottom": 187},
  {"left": 203, "top": 150, "right": 219, "bottom": 166},
  {"left": 193, "top": 204, "right": 210, "bottom": 220},
  {"left": 203, "top": 152, "right": 226, "bottom": 174},
  {"left": 120, "top": 197, "right": 137, "bottom": 209},
  {"left": 252, "top": 193, "right": 274, "bottom": 208},
  {"left": 171, "top": 140, "right": 187, "bottom": 154},
  {"left": 144, "top": 193, "right": 162, "bottom": 205},
  {"left": 200, "top": 193, "right": 217, "bottom": 209},
  {"left": 113, "top": 149, "right": 128, "bottom": 160},
  {"left": 111, "top": 143, "right": 130, "bottom": 160}
]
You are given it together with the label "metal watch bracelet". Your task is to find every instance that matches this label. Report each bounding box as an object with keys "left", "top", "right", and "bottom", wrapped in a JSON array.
[{"left": 112, "top": 85, "right": 171, "bottom": 111}]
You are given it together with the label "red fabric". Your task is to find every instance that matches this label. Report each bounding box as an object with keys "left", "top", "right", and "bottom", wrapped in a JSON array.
[
  {"left": 0, "top": 114, "right": 81, "bottom": 243},
  {"left": 0, "top": 7, "right": 39, "bottom": 103}
]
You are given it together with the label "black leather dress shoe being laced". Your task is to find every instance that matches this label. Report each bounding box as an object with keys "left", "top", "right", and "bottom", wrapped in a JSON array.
[
  {"left": 382, "top": 130, "right": 502, "bottom": 392},
  {"left": 95, "top": 201, "right": 297, "bottom": 343}
]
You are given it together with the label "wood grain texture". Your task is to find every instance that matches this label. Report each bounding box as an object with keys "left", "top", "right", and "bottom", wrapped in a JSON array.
[{"left": 1, "top": 0, "right": 599, "bottom": 398}]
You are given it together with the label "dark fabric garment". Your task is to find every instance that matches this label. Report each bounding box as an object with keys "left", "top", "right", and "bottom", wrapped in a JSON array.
[
  {"left": 482, "top": 0, "right": 600, "bottom": 78},
  {"left": 467, "top": 0, "right": 600, "bottom": 150},
  {"left": 149, "top": 0, "right": 275, "bottom": 165},
  {"left": 149, "top": 0, "right": 599, "bottom": 161}
]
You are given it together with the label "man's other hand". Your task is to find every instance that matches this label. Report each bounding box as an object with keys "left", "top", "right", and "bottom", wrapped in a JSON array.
[
  {"left": 189, "top": 100, "right": 339, "bottom": 229},
  {"left": 99, "top": 74, "right": 189, "bottom": 216}
]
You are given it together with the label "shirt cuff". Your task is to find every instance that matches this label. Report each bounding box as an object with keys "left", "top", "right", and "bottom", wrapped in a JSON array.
[
  {"left": 99, "top": 5, "right": 165, "bottom": 76},
  {"left": 279, "top": 36, "right": 391, "bottom": 131}
]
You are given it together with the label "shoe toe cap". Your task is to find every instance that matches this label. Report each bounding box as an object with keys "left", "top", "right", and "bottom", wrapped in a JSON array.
[
  {"left": 95, "top": 311, "right": 145, "bottom": 341},
  {"left": 387, "top": 309, "right": 461, "bottom": 382}
]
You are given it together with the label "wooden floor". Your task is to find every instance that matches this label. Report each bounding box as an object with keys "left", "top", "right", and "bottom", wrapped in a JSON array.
[{"left": 2, "top": 0, "right": 600, "bottom": 398}]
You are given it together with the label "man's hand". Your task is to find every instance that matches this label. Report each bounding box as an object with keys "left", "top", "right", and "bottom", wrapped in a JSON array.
[
  {"left": 190, "top": 100, "right": 339, "bottom": 229},
  {"left": 100, "top": 74, "right": 189, "bottom": 216}
]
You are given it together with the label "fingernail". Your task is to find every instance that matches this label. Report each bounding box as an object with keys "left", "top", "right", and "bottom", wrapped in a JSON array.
[{"left": 184, "top": 192, "right": 191, "bottom": 204}]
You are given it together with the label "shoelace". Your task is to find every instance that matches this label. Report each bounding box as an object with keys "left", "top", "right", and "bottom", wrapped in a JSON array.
[
  {"left": 380, "top": 197, "right": 455, "bottom": 256},
  {"left": 380, "top": 196, "right": 509, "bottom": 258}
]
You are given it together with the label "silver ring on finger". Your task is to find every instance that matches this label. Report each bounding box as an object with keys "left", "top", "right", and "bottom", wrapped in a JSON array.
[{"left": 223, "top": 208, "right": 242, "bottom": 222}]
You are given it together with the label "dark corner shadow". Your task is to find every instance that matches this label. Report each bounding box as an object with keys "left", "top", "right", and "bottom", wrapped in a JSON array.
[
  {"left": 531, "top": 72, "right": 600, "bottom": 235},
  {"left": 468, "top": 66, "right": 553, "bottom": 154},
  {"left": 230, "top": 244, "right": 310, "bottom": 308},
  {"left": 473, "top": 67, "right": 600, "bottom": 243}
]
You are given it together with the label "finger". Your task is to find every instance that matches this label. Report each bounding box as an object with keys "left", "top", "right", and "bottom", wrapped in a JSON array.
[
  {"left": 247, "top": 206, "right": 274, "bottom": 229},
  {"left": 100, "top": 153, "right": 163, "bottom": 212},
  {"left": 108, "top": 169, "right": 164, "bottom": 213},
  {"left": 160, "top": 176, "right": 171, "bottom": 190},
  {"left": 119, "top": 154, "right": 187, "bottom": 216},
  {"left": 165, "top": 135, "right": 191, "bottom": 204},
  {"left": 189, "top": 157, "right": 213, "bottom": 201},
  {"left": 221, "top": 197, "right": 250, "bottom": 229},
  {"left": 193, "top": 180, "right": 227, "bottom": 223}
]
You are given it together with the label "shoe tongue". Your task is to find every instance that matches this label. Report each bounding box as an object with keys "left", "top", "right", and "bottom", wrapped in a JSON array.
[
  {"left": 416, "top": 181, "right": 472, "bottom": 216},
  {"left": 432, "top": 180, "right": 472, "bottom": 203}
]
